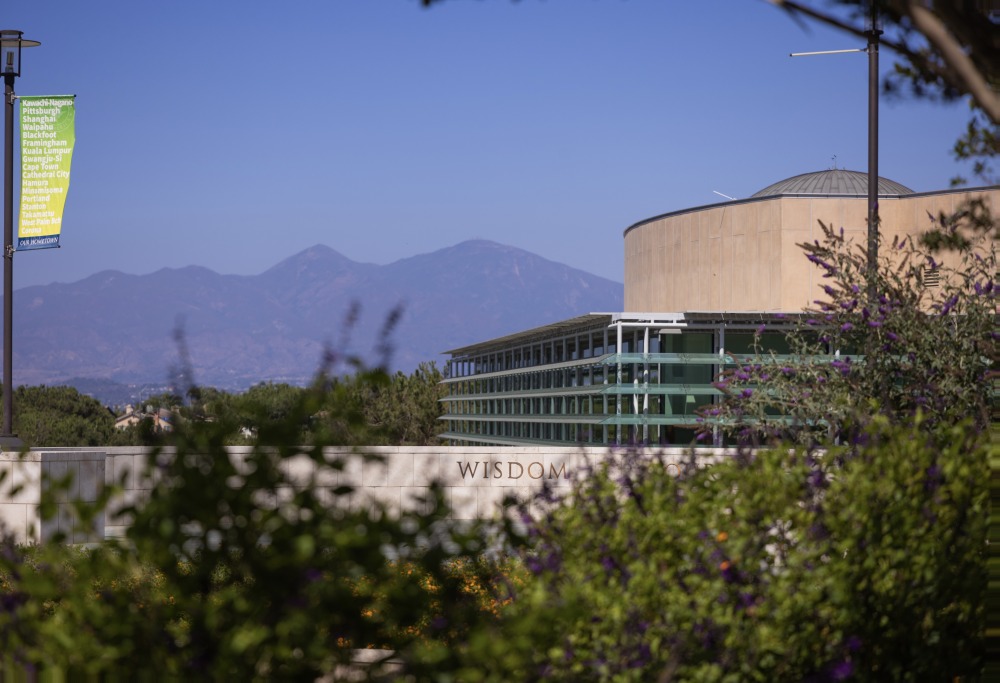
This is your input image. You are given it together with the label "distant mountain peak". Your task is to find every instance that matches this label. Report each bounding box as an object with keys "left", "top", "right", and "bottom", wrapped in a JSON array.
[
  {"left": 260, "top": 244, "right": 367, "bottom": 280},
  {"left": 10, "top": 239, "right": 624, "bottom": 395},
  {"left": 295, "top": 244, "right": 347, "bottom": 260},
  {"left": 275, "top": 244, "right": 352, "bottom": 264},
  {"left": 451, "top": 239, "right": 524, "bottom": 254}
]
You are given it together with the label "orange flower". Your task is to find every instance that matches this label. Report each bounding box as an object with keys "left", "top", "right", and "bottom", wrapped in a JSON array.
[
  {"left": 719, "top": 561, "right": 731, "bottom": 571},
  {"left": 717, "top": 531, "right": 728, "bottom": 542}
]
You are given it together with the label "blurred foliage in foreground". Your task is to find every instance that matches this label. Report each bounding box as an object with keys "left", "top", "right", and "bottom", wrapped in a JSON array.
[
  {"left": 0, "top": 233, "right": 993, "bottom": 680},
  {"left": 0, "top": 358, "right": 503, "bottom": 680},
  {"left": 1, "top": 419, "right": 984, "bottom": 681}
]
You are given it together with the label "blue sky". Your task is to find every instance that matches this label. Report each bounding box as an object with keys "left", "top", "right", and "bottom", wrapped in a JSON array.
[{"left": 2, "top": 0, "right": 978, "bottom": 288}]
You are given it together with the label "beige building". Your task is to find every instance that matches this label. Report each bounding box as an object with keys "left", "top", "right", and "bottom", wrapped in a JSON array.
[
  {"left": 624, "top": 169, "right": 998, "bottom": 312},
  {"left": 442, "top": 169, "right": 998, "bottom": 447}
]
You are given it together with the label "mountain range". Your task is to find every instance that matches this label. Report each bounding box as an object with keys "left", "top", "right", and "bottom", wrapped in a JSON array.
[{"left": 4, "top": 240, "right": 623, "bottom": 403}]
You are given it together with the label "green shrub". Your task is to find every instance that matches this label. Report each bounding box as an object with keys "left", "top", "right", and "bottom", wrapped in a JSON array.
[
  {"left": 483, "top": 418, "right": 987, "bottom": 681},
  {"left": 0, "top": 362, "right": 489, "bottom": 680}
]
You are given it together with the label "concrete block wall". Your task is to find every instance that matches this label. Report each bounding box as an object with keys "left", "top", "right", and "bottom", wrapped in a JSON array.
[{"left": 0, "top": 450, "right": 105, "bottom": 544}]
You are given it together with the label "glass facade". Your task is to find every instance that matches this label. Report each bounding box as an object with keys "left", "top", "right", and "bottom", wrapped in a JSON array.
[{"left": 440, "top": 313, "right": 811, "bottom": 447}]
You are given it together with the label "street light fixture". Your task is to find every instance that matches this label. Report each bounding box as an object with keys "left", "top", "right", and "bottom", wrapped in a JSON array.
[
  {"left": 790, "top": 3, "right": 882, "bottom": 303},
  {"left": 1, "top": 30, "right": 39, "bottom": 446},
  {"left": 864, "top": 4, "right": 882, "bottom": 303}
]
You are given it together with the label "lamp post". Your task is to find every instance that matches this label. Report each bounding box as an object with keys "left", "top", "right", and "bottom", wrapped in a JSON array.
[
  {"left": 790, "top": 1, "right": 881, "bottom": 302},
  {"left": 0, "top": 30, "right": 39, "bottom": 446},
  {"left": 865, "top": 4, "right": 882, "bottom": 303}
]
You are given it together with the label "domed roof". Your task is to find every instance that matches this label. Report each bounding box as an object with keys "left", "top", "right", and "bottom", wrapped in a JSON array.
[{"left": 751, "top": 169, "right": 913, "bottom": 198}]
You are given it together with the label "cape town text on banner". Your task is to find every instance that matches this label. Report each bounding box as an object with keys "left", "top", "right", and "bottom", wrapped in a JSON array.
[{"left": 18, "top": 95, "right": 75, "bottom": 251}]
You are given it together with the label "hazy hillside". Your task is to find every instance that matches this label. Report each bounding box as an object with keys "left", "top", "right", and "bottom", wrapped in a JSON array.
[{"left": 5, "top": 240, "right": 623, "bottom": 399}]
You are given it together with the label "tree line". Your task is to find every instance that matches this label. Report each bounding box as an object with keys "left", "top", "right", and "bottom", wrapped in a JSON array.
[{"left": 0, "top": 361, "right": 447, "bottom": 448}]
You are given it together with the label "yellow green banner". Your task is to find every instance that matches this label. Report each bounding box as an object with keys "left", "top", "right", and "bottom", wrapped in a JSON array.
[{"left": 18, "top": 95, "right": 75, "bottom": 251}]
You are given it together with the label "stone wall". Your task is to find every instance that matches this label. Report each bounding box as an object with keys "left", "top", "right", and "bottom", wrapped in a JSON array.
[
  {"left": 1, "top": 445, "right": 712, "bottom": 543},
  {"left": 0, "top": 449, "right": 105, "bottom": 543}
]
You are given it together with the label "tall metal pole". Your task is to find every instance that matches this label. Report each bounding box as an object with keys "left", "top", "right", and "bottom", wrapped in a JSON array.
[
  {"left": 3, "top": 71, "right": 13, "bottom": 438},
  {"left": 866, "top": 3, "right": 881, "bottom": 303}
]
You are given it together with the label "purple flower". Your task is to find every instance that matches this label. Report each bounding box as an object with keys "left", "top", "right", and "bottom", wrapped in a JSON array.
[
  {"left": 830, "top": 360, "right": 851, "bottom": 377},
  {"left": 808, "top": 522, "right": 830, "bottom": 540},
  {"left": 693, "top": 620, "right": 718, "bottom": 649},
  {"left": 940, "top": 294, "right": 959, "bottom": 315},
  {"left": 740, "top": 389, "right": 753, "bottom": 398},
  {"left": 830, "top": 659, "right": 854, "bottom": 681},
  {"left": 1, "top": 590, "right": 27, "bottom": 613},
  {"left": 807, "top": 254, "right": 834, "bottom": 271},
  {"left": 840, "top": 323, "right": 854, "bottom": 332},
  {"left": 925, "top": 464, "right": 943, "bottom": 493},
  {"left": 720, "top": 561, "right": 738, "bottom": 583},
  {"left": 808, "top": 468, "right": 827, "bottom": 489}
]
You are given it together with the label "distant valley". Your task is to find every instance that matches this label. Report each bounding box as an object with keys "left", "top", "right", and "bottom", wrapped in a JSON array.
[{"left": 4, "top": 240, "right": 623, "bottom": 405}]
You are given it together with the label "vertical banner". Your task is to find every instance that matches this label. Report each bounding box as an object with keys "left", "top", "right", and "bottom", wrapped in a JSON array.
[{"left": 18, "top": 95, "right": 76, "bottom": 251}]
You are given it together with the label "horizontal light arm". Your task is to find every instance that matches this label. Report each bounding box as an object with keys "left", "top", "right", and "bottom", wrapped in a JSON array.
[{"left": 790, "top": 48, "right": 865, "bottom": 57}]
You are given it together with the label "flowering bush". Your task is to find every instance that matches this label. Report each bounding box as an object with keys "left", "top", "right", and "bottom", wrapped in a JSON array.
[
  {"left": 705, "top": 221, "right": 996, "bottom": 448},
  {"left": 476, "top": 418, "right": 988, "bottom": 681}
]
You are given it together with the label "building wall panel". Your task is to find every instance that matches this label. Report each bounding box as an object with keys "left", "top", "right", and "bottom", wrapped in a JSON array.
[{"left": 624, "top": 188, "right": 998, "bottom": 313}]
